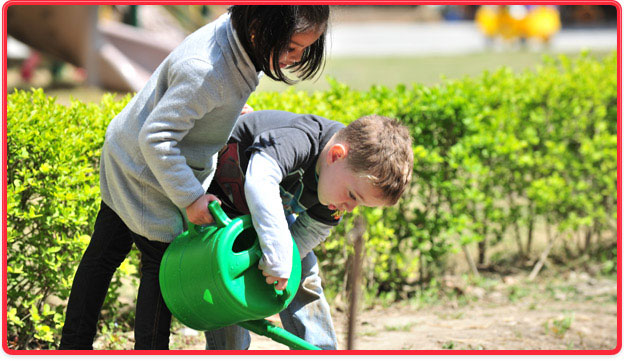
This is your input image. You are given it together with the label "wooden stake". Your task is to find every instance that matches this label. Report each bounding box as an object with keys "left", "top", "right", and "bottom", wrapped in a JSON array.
[{"left": 346, "top": 215, "right": 366, "bottom": 350}]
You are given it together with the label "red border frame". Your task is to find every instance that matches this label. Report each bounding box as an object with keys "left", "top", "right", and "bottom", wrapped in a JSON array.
[{"left": 1, "top": 0, "right": 621, "bottom": 355}]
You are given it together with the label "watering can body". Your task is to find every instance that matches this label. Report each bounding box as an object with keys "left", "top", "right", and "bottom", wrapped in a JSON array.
[{"left": 159, "top": 202, "right": 302, "bottom": 331}]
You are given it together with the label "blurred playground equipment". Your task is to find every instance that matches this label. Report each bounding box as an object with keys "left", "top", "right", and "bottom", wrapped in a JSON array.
[
  {"left": 6, "top": 5, "right": 188, "bottom": 92},
  {"left": 475, "top": 5, "right": 562, "bottom": 44},
  {"left": 6, "top": 5, "right": 613, "bottom": 91}
]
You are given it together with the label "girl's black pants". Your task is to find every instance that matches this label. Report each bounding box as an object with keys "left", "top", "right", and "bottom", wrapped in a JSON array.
[{"left": 59, "top": 201, "right": 172, "bottom": 350}]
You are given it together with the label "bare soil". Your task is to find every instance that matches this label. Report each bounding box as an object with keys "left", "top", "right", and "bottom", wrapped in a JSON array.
[{"left": 95, "top": 271, "right": 618, "bottom": 351}]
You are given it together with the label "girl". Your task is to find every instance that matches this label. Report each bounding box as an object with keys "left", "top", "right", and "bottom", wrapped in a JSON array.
[{"left": 59, "top": 5, "right": 330, "bottom": 350}]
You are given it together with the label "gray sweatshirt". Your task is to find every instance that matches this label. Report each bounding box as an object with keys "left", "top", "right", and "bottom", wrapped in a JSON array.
[{"left": 99, "top": 13, "right": 259, "bottom": 242}]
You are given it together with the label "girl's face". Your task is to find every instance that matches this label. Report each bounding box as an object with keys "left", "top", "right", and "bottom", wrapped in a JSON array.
[{"left": 272, "top": 30, "right": 323, "bottom": 70}]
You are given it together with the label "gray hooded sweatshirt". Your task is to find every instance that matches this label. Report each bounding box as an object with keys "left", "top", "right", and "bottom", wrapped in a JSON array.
[{"left": 99, "top": 13, "right": 259, "bottom": 242}]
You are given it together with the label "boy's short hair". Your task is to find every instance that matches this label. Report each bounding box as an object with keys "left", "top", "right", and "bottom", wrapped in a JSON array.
[{"left": 335, "top": 115, "right": 413, "bottom": 205}]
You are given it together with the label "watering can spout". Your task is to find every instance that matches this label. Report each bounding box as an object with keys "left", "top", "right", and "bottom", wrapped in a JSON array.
[{"left": 238, "top": 319, "right": 321, "bottom": 350}]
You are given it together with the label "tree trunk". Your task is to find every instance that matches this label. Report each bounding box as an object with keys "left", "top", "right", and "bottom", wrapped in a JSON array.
[
  {"left": 478, "top": 218, "right": 488, "bottom": 266},
  {"left": 528, "top": 222, "right": 556, "bottom": 281},
  {"left": 507, "top": 194, "right": 525, "bottom": 259},
  {"left": 584, "top": 227, "right": 593, "bottom": 254},
  {"left": 462, "top": 244, "right": 479, "bottom": 277},
  {"left": 526, "top": 214, "right": 535, "bottom": 255},
  {"left": 478, "top": 239, "right": 487, "bottom": 266},
  {"left": 511, "top": 219, "right": 525, "bottom": 259},
  {"left": 420, "top": 255, "right": 427, "bottom": 285}
]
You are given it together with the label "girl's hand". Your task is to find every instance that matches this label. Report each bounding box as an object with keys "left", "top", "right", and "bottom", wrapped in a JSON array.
[
  {"left": 240, "top": 104, "right": 254, "bottom": 115},
  {"left": 261, "top": 270, "right": 288, "bottom": 291},
  {"left": 186, "top": 194, "right": 221, "bottom": 225}
]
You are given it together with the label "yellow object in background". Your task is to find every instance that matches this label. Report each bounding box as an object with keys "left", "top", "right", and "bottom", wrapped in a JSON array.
[
  {"left": 475, "top": 5, "right": 561, "bottom": 43},
  {"left": 497, "top": 6, "right": 525, "bottom": 40},
  {"left": 475, "top": 5, "right": 498, "bottom": 37},
  {"left": 524, "top": 6, "right": 562, "bottom": 42}
]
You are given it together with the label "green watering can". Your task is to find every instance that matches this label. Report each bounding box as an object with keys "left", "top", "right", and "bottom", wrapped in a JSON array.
[{"left": 159, "top": 201, "right": 320, "bottom": 350}]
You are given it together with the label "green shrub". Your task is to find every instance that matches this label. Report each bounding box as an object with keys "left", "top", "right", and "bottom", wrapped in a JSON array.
[
  {"left": 249, "top": 52, "right": 617, "bottom": 295},
  {"left": 6, "top": 90, "right": 135, "bottom": 349}
]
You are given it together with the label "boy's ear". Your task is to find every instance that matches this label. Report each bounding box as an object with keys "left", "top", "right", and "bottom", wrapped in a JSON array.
[{"left": 327, "top": 143, "right": 349, "bottom": 164}]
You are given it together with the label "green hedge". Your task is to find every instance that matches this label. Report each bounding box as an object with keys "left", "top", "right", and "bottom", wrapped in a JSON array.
[
  {"left": 6, "top": 52, "right": 617, "bottom": 349},
  {"left": 6, "top": 91, "right": 134, "bottom": 349},
  {"left": 250, "top": 51, "right": 617, "bottom": 295}
]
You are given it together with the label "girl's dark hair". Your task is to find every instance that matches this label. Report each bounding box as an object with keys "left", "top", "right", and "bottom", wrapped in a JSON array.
[{"left": 229, "top": 5, "right": 329, "bottom": 84}]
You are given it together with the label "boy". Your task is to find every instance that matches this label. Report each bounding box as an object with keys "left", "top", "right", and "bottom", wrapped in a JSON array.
[{"left": 203, "top": 110, "right": 413, "bottom": 349}]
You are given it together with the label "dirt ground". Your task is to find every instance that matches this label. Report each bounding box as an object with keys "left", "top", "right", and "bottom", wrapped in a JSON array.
[{"left": 126, "top": 271, "right": 618, "bottom": 352}]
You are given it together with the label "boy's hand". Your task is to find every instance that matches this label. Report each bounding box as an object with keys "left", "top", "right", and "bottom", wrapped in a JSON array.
[
  {"left": 186, "top": 194, "right": 221, "bottom": 225},
  {"left": 261, "top": 270, "right": 288, "bottom": 291}
]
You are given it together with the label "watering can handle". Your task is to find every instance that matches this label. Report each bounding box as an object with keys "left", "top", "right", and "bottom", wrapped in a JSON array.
[
  {"left": 208, "top": 201, "right": 231, "bottom": 228},
  {"left": 274, "top": 284, "right": 290, "bottom": 302},
  {"left": 188, "top": 201, "right": 231, "bottom": 235}
]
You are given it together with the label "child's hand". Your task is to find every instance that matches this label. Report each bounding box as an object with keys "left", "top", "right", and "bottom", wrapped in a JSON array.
[
  {"left": 240, "top": 104, "right": 254, "bottom": 115},
  {"left": 261, "top": 270, "right": 288, "bottom": 291},
  {"left": 186, "top": 194, "right": 221, "bottom": 225}
]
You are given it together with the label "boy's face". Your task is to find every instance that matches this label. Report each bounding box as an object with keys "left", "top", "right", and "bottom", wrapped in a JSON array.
[{"left": 317, "top": 144, "right": 388, "bottom": 214}]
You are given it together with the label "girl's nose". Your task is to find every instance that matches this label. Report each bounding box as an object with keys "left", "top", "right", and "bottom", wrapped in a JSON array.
[{"left": 288, "top": 50, "right": 303, "bottom": 63}]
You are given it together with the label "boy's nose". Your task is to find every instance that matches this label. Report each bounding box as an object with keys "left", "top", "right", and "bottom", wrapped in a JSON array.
[{"left": 342, "top": 202, "right": 356, "bottom": 212}]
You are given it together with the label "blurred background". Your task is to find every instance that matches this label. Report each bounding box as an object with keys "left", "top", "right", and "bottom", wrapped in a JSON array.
[{"left": 5, "top": 4, "right": 618, "bottom": 104}]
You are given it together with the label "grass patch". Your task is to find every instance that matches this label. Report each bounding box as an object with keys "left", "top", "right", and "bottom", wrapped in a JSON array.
[
  {"left": 257, "top": 50, "right": 613, "bottom": 92},
  {"left": 358, "top": 330, "right": 379, "bottom": 337},
  {"left": 383, "top": 321, "right": 418, "bottom": 332},
  {"left": 545, "top": 283, "right": 580, "bottom": 300},
  {"left": 437, "top": 311, "right": 465, "bottom": 320},
  {"left": 11, "top": 50, "right": 612, "bottom": 106},
  {"left": 528, "top": 302, "right": 538, "bottom": 310},
  {"left": 508, "top": 285, "right": 531, "bottom": 302},
  {"left": 543, "top": 313, "right": 575, "bottom": 338}
]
